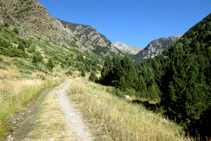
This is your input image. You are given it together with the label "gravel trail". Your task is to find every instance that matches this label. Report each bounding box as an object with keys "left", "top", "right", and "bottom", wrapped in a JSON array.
[{"left": 57, "top": 79, "right": 93, "bottom": 141}]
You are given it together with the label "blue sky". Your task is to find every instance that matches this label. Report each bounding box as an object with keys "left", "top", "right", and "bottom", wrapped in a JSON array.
[{"left": 38, "top": 0, "right": 210, "bottom": 49}]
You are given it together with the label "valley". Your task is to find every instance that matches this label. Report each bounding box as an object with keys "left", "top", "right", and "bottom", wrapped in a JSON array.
[{"left": 0, "top": 0, "right": 210, "bottom": 140}]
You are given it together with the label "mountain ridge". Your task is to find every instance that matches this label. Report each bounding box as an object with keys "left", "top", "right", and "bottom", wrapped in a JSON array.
[
  {"left": 0, "top": 0, "right": 122, "bottom": 56},
  {"left": 113, "top": 41, "right": 140, "bottom": 55},
  {"left": 133, "top": 34, "right": 182, "bottom": 61}
]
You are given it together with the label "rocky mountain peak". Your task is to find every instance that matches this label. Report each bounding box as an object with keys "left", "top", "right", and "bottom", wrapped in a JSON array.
[
  {"left": 133, "top": 34, "right": 182, "bottom": 61},
  {"left": 113, "top": 41, "right": 140, "bottom": 55},
  {"left": 131, "top": 46, "right": 142, "bottom": 52}
]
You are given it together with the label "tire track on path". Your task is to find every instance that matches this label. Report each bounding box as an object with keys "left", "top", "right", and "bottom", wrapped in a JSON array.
[{"left": 57, "top": 79, "right": 93, "bottom": 141}]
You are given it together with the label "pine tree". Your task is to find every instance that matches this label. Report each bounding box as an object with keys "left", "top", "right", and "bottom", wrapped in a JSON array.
[
  {"left": 81, "top": 69, "right": 86, "bottom": 77},
  {"left": 101, "top": 56, "right": 113, "bottom": 85}
]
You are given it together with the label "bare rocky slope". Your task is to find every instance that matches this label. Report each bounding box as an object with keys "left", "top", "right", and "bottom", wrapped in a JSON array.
[
  {"left": 133, "top": 35, "right": 182, "bottom": 61},
  {"left": 131, "top": 46, "right": 142, "bottom": 52},
  {"left": 0, "top": 0, "right": 122, "bottom": 56},
  {"left": 113, "top": 41, "right": 140, "bottom": 55}
]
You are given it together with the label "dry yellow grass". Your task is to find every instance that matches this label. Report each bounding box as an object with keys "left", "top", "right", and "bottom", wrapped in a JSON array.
[
  {"left": 0, "top": 78, "right": 44, "bottom": 137},
  {"left": 0, "top": 61, "right": 63, "bottom": 138},
  {"left": 26, "top": 84, "right": 75, "bottom": 140},
  {"left": 67, "top": 79, "right": 191, "bottom": 141}
]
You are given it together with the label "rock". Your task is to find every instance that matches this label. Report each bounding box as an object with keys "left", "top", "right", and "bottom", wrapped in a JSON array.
[
  {"left": 124, "top": 95, "right": 130, "bottom": 99},
  {"left": 0, "top": 77, "right": 4, "bottom": 80}
]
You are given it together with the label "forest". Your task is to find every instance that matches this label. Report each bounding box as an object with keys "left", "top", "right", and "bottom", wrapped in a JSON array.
[{"left": 99, "top": 13, "right": 211, "bottom": 139}]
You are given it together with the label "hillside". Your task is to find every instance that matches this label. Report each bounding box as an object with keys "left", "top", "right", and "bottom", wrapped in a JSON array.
[
  {"left": 0, "top": 0, "right": 121, "bottom": 56},
  {"left": 60, "top": 20, "right": 121, "bottom": 56},
  {"left": 133, "top": 35, "right": 182, "bottom": 61},
  {"left": 0, "top": 0, "right": 109, "bottom": 138},
  {"left": 113, "top": 41, "right": 139, "bottom": 55}
]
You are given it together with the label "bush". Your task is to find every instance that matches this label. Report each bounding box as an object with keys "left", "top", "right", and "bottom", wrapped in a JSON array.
[
  {"left": 13, "top": 28, "right": 19, "bottom": 34},
  {"left": 1, "top": 48, "right": 27, "bottom": 58},
  {"left": 81, "top": 69, "right": 86, "bottom": 77},
  {"left": 65, "top": 70, "right": 73, "bottom": 76},
  {"left": 18, "top": 43, "right": 25, "bottom": 51},
  {"left": 112, "top": 88, "right": 124, "bottom": 98},
  {"left": 19, "top": 69, "right": 33, "bottom": 74},
  {"left": 36, "top": 64, "right": 49, "bottom": 74},
  {"left": 46, "top": 59, "right": 55, "bottom": 71},
  {"left": 32, "top": 52, "right": 43, "bottom": 63},
  {"left": 89, "top": 71, "right": 98, "bottom": 82},
  {"left": 4, "top": 23, "right": 9, "bottom": 28}
]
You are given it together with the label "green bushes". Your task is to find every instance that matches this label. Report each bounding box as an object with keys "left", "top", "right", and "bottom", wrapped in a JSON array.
[
  {"left": 32, "top": 52, "right": 43, "bottom": 63},
  {"left": 81, "top": 69, "right": 85, "bottom": 77},
  {"left": 46, "top": 59, "right": 55, "bottom": 71},
  {"left": 13, "top": 28, "right": 19, "bottom": 34},
  {"left": 65, "top": 70, "right": 73, "bottom": 76},
  {"left": 1, "top": 48, "right": 27, "bottom": 58},
  {"left": 89, "top": 71, "right": 98, "bottom": 82}
]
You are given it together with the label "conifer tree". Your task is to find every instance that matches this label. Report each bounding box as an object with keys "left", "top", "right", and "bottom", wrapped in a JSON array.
[{"left": 101, "top": 56, "right": 113, "bottom": 85}]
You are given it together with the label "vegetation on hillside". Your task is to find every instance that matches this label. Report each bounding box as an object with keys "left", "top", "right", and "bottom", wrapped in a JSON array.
[
  {"left": 0, "top": 21, "right": 104, "bottom": 139},
  {"left": 99, "top": 14, "right": 211, "bottom": 139}
]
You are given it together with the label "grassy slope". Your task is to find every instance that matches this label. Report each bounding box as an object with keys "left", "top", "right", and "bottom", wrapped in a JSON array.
[
  {"left": 67, "top": 78, "right": 191, "bottom": 141},
  {"left": 0, "top": 24, "right": 102, "bottom": 139},
  {"left": 0, "top": 55, "right": 63, "bottom": 138}
]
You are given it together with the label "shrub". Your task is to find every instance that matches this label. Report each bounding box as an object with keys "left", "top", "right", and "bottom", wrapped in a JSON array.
[
  {"left": 65, "top": 70, "right": 73, "bottom": 76},
  {"left": 27, "top": 46, "right": 36, "bottom": 53},
  {"left": 36, "top": 64, "right": 49, "bottom": 74},
  {"left": 112, "top": 88, "right": 124, "bottom": 98},
  {"left": 46, "top": 58, "right": 55, "bottom": 71},
  {"left": 19, "top": 69, "right": 33, "bottom": 74},
  {"left": 13, "top": 28, "right": 19, "bottom": 34},
  {"left": 18, "top": 43, "right": 25, "bottom": 51},
  {"left": 81, "top": 69, "right": 86, "bottom": 77},
  {"left": 21, "top": 75, "right": 34, "bottom": 79},
  {"left": 32, "top": 52, "right": 43, "bottom": 63},
  {"left": 4, "top": 23, "right": 9, "bottom": 28},
  {"left": 0, "top": 65, "right": 7, "bottom": 70},
  {"left": 89, "top": 71, "right": 98, "bottom": 82}
]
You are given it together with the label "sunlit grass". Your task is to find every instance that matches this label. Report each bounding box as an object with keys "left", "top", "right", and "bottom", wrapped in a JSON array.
[
  {"left": 67, "top": 79, "right": 191, "bottom": 141},
  {"left": 0, "top": 65, "right": 62, "bottom": 138}
]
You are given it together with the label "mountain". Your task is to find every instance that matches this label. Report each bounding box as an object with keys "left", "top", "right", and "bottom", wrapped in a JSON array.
[
  {"left": 0, "top": 0, "right": 121, "bottom": 56},
  {"left": 133, "top": 35, "right": 182, "bottom": 61},
  {"left": 60, "top": 20, "right": 122, "bottom": 56},
  {"left": 113, "top": 41, "right": 140, "bottom": 55},
  {"left": 131, "top": 46, "right": 142, "bottom": 52}
]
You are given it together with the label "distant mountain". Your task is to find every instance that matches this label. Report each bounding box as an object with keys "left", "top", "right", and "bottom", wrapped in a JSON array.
[
  {"left": 133, "top": 35, "right": 182, "bottom": 61},
  {"left": 113, "top": 41, "right": 140, "bottom": 55},
  {"left": 131, "top": 46, "right": 142, "bottom": 52},
  {"left": 60, "top": 20, "right": 122, "bottom": 56}
]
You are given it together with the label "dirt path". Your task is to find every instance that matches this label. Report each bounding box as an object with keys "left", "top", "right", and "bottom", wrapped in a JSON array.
[
  {"left": 57, "top": 79, "right": 93, "bottom": 141},
  {"left": 20, "top": 79, "right": 93, "bottom": 141}
]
